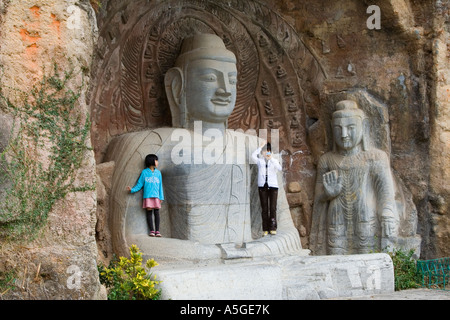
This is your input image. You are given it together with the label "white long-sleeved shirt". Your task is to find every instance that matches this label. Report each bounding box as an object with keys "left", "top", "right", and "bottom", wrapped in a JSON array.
[{"left": 251, "top": 147, "right": 282, "bottom": 188}]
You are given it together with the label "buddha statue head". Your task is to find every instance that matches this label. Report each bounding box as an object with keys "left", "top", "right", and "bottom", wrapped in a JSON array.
[
  {"left": 332, "top": 100, "right": 369, "bottom": 154},
  {"left": 165, "top": 33, "right": 237, "bottom": 133}
]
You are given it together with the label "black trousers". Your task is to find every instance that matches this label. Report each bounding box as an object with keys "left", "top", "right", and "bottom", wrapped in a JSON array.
[
  {"left": 146, "top": 208, "right": 160, "bottom": 232},
  {"left": 258, "top": 185, "right": 278, "bottom": 231}
]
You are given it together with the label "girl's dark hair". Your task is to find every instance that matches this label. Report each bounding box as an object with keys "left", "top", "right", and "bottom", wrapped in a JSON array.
[
  {"left": 262, "top": 142, "right": 271, "bottom": 152},
  {"left": 145, "top": 154, "right": 158, "bottom": 168}
]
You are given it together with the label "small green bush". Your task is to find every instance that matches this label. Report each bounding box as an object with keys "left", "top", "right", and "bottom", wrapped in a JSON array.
[
  {"left": 388, "top": 248, "right": 421, "bottom": 291},
  {"left": 0, "top": 269, "right": 16, "bottom": 297},
  {"left": 0, "top": 64, "right": 93, "bottom": 241},
  {"left": 98, "top": 244, "right": 161, "bottom": 300}
]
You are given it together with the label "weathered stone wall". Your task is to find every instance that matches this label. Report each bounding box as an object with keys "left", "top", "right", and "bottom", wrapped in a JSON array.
[
  {"left": 277, "top": 0, "right": 448, "bottom": 258},
  {"left": 428, "top": 1, "right": 450, "bottom": 258},
  {"left": 281, "top": 0, "right": 449, "bottom": 258},
  {"left": 0, "top": 0, "right": 105, "bottom": 299}
]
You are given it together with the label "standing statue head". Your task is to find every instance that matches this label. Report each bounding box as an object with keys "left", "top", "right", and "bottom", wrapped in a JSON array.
[
  {"left": 332, "top": 100, "right": 368, "bottom": 154},
  {"left": 164, "top": 33, "right": 238, "bottom": 132}
]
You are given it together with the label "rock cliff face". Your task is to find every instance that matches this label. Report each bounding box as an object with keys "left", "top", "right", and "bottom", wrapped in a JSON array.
[
  {"left": 271, "top": 0, "right": 449, "bottom": 258},
  {"left": 428, "top": 0, "right": 450, "bottom": 259},
  {"left": 0, "top": 0, "right": 448, "bottom": 299},
  {"left": 0, "top": 0, "right": 105, "bottom": 299}
]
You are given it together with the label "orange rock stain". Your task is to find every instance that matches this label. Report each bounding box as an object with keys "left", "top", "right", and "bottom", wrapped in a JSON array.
[{"left": 19, "top": 5, "right": 62, "bottom": 76}]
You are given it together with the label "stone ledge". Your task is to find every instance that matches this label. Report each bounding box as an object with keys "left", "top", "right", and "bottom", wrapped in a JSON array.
[{"left": 155, "top": 253, "right": 394, "bottom": 300}]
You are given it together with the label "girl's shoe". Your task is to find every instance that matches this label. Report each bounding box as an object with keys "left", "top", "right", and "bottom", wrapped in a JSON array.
[
  {"left": 270, "top": 230, "right": 277, "bottom": 235},
  {"left": 155, "top": 231, "right": 162, "bottom": 237},
  {"left": 263, "top": 231, "right": 269, "bottom": 236},
  {"left": 149, "top": 231, "right": 155, "bottom": 237}
]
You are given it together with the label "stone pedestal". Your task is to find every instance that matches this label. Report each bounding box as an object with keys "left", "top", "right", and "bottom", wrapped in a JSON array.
[{"left": 155, "top": 253, "right": 394, "bottom": 300}]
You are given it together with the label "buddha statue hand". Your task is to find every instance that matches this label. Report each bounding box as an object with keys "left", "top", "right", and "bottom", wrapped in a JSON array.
[
  {"left": 323, "top": 170, "right": 343, "bottom": 199},
  {"left": 381, "top": 209, "right": 397, "bottom": 239}
]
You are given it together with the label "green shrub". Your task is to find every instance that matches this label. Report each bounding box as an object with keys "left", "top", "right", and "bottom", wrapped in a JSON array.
[
  {"left": 388, "top": 248, "right": 421, "bottom": 291},
  {"left": 0, "top": 64, "right": 93, "bottom": 241},
  {"left": 98, "top": 244, "right": 161, "bottom": 300},
  {"left": 0, "top": 269, "right": 16, "bottom": 297}
]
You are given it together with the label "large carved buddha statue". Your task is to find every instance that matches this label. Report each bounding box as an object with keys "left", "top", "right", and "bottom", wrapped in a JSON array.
[{"left": 104, "top": 33, "right": 302, "bottom": 262}]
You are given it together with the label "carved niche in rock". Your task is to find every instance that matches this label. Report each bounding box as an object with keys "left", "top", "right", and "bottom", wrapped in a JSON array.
[
  {"left": 309, "top": 90, "right": 422, "bottom": 256},
  {"left": 102, "top": 33, "right": 303, "bottom": 262},
  {"left": 90, "top": 0, "right": 326, "bottom": 162}
]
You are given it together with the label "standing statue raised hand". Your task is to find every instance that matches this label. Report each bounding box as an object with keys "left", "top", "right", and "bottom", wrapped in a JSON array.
[{"left": 323, "top": 170, "right": 343, "bottom": 199}]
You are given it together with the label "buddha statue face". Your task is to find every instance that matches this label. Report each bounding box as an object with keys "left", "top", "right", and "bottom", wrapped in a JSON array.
[
  {"left": 332, "top": 100, "right": 366, "bottom": 152},
  {"left": 185, "top": 57, "right": 237, "bottom": 124},
  {"left": 332, "top": 116, "right": 363, "bottom": 151},
  {"left": 165, "top": 33, "right": 238, "bottom": 129}
]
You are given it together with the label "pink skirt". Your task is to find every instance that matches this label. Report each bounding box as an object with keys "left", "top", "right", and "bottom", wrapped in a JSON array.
[{"left": 142, "top": 198, "right": 161, "bottom": 209}]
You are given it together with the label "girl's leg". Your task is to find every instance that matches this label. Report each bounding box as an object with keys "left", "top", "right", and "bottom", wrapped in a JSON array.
[
  {"left": 268, "top": 188, "right": 278, "bottom": 232},
  {"left": 258, "top": 187, "right": 269, "bottom": 232},
  {"left": 146, "top": 208, "right": 155, "bottom": 233},
  {"left": 153, "top": 209, "right": 160, "bottom": 232}
]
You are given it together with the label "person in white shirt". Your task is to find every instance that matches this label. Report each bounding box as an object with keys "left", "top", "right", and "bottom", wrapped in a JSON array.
[{"left": 251, "top": 142, "right": 282, "bottom": 235}]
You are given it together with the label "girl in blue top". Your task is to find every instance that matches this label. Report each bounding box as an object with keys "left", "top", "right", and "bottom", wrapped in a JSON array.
[{"left": 126, "top": 154, "right": 164, "bottom": 237}]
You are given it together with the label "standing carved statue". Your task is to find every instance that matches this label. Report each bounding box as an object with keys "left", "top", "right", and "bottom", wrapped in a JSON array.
[{"left": 310, "top": 100, "right": 399, "bottom": 255}]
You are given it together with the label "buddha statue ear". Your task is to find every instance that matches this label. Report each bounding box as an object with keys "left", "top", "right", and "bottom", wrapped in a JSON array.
[
  {"left": 361, "top": 117, "right": 370, "bottom": 151},
  {"left": 165, "top": 67, "right": 185, "bottom": 127}
]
